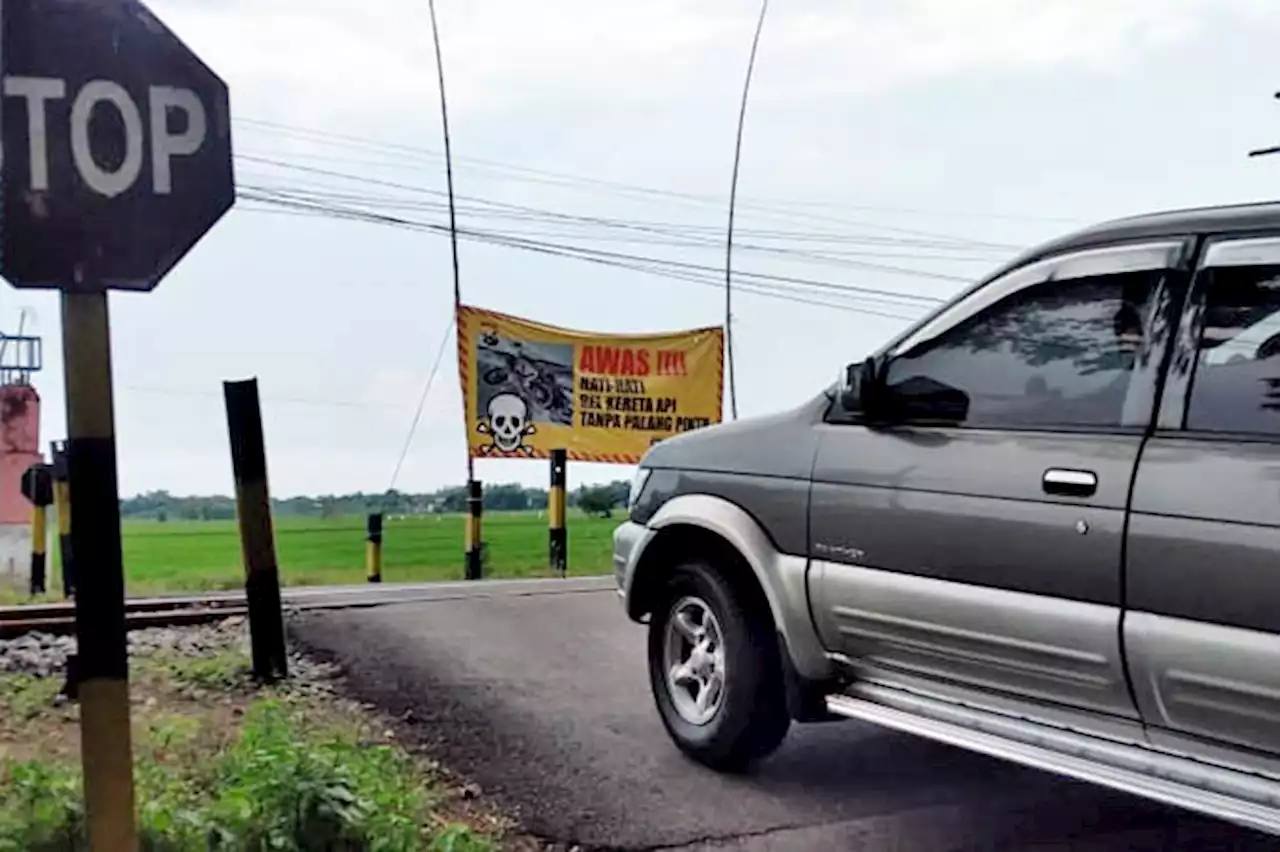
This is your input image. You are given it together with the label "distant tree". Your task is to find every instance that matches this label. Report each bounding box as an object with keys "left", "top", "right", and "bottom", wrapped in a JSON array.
[
  {"left": 577, "top": 485, "right": 617, "bottom": 518},
  {"left": 485, "top": 483, "right": 531, "bottom": 511},
  {"left": 118, "top": 481, "right": 581, "bottom": 520},
  {"left": 437, "top": 486, "right": 468, "bottom": 514}
]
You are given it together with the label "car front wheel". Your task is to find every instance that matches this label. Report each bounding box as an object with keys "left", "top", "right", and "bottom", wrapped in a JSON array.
[{"left": 647, "top": 558, "right": 790, "bottom": 771}]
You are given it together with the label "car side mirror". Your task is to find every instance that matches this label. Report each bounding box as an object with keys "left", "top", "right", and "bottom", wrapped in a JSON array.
[{"left": 838, "top": 356, "right": 883, "bottom": 415}]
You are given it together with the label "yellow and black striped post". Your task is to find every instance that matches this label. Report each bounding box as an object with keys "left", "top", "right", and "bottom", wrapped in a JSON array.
[
  {"left": 61, "top": 291, "right": 138, "bottom": 850},
  {"left": 366, "top": 512, "right": 383, "bottom": 583},
  {"left": 51, "top": 441, "right": 74, "bottom": 599},
  {"left": 21, "top": 461, "right": 53, "bottom": 596},
  {"left": 549, "top": 449, "right": 568, "bottom": 577},
  {"left": 465, "top": 479, "right": 483, "bottom": 580},
  {"left": 31, "top": 500, "right": 47, "bottom": 596},
  {"left": 224, "top": 378, "right": 289, "bottom": 682}
]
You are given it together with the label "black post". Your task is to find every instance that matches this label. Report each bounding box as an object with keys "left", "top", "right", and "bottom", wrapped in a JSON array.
[
  {"left": 366, "top": 512, "right": 383, "bottom": 583},
  {"left": 224, "top": 378, "right": 288, "bottom": 681},
  {"left": 549, "top": 449, "right": 567, "bottom": 578},
  {"left": 465, "top": 479, "right": 483, "bottom": 580},
  {"left": 51, "top": 441, "right": 74, "bottom": 598}
]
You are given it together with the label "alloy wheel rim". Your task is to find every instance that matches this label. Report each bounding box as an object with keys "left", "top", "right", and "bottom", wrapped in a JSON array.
[{"left": 662, "top": 595, "right": 727, "bottom": 726}]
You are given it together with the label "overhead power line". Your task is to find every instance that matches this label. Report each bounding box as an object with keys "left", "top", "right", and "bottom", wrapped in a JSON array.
[
  {"left": 236, "top": 156, "right": 975, "bottom": 287},
  {"left": 236, "top": 196, "right": 926, "bottom": 322},
  {"left": 234, "top": 173, "right": 1011, "bottom": 260},
  {"left": 233, "top": 115, "right": 1079, "bottom": 229},
  {"left": 240, "top": 180, "right": 962, "bottom": 296},
  {"left": 237, "top": 186, "right": 947, "bottom": 312}
]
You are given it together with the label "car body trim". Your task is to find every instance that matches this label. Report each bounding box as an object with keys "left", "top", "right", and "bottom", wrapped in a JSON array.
[
  {"left": 1126, "top": 611, "right": 1280, "bottom": 755},
  {"left": 827, "top": 683, "right": 1280, "bottom": 837},
  {"left": 1202, "top": 235, "right": 1280, "bottom": 268},
  {"left": 811, "top": 561, "right": 1137, "bottom": 718},
  {"left": 831, "top": 654, "right": 1149, "bottom": 746}
]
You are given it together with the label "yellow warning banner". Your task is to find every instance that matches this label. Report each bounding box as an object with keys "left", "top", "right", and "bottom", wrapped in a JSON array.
[{"left": 457, "top": 304, "right": 724, "bottom": 463}]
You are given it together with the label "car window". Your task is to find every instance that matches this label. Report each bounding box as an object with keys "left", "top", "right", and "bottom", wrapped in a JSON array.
[
  {"left": 883, "top": 269, "right": 1163, "bottom": 429},
  {"left": 1185, "top": 263, "right": 1280, "bottom": 436}
]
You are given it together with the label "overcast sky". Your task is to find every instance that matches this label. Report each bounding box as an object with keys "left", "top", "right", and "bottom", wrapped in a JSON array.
[{"left": 9, "top": 0, "right": 1280, "bottom": 498}]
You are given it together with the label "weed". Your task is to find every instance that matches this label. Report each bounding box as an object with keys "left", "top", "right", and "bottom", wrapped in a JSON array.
[
  {"left": 0, "top": 695, "right": 496, "bottom": 851},
  {"left": 147, "top": 647, "right": 252, "bottom": 695},
  {"left": 0, "top": 675, "right": 63, "bottom": 722},
  {"left": 0, "top": 760, "right": 83, "bottom": 851},
  {"left": 429, "top": 824, "right": 494, "bottom": 852}
]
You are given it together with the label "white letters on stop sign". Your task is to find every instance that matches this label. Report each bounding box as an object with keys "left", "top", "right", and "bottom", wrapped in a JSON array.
[{"left": 3, "top": 75, "right": 208, "bottom": 198}]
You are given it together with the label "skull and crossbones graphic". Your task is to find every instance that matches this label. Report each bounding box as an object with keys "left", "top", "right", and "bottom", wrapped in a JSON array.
[{"left": 477, "top": 393, "right": 537, "bottom": 456}]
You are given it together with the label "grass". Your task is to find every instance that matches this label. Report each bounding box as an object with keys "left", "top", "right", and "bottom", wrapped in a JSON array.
[
  {"left": 0, "top": 637, "right": 509, "bottom": 851},
  {"left": 4, "top": 510, "right": 619, "bottom": 600}
]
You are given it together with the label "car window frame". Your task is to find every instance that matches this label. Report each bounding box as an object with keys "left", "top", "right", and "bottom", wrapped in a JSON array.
[
  {"left": 826, "top": 238, "right": 1192, "bottom": 435},
  {"left": 1157, "top": 231, "right": 1280, "bottom": 443}
]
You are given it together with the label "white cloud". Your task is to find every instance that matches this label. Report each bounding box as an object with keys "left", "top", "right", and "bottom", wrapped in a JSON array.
[{"left": 149, "top": 0, "right": 1271, "bottom": 130}]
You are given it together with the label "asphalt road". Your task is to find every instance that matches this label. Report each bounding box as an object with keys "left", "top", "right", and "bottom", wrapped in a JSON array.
[{"left": 289, "top": 579, "right": 1280, "bottom": 852}]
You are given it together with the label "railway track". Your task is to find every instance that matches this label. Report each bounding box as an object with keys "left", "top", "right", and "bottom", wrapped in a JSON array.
[
  {"left": 0, "top": 576, "right": 615, "bottom": 639},
  {"left": 0, "top": 593, "right": 249, "bottom": 638}
]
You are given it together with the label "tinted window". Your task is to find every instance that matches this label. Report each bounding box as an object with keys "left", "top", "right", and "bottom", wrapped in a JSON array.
[
  {"left": 884, "top": 270, "right": 1162, "bottom": 429},
  {"left": 1186, "top": 264, "right": 1280, "bottom": 436}
]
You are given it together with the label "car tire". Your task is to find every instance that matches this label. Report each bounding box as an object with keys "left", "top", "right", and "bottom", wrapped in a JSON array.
[{"left": 647, "top": 558, "right": 790, "bottom": 771}]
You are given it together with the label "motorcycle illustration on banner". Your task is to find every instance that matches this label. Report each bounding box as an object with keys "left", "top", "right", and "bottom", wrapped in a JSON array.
[{"left": 457, "top": 305, "right": 724, "bottom": 463}]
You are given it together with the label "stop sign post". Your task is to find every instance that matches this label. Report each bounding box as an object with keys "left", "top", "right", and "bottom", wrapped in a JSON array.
[{"left": 2, "top": 1, "right": 234, "bottom": 848}]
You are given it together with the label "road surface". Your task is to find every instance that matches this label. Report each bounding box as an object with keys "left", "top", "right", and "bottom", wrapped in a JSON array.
[{"left": 289, "top": 578, "right": 1278, "bottom": 851}]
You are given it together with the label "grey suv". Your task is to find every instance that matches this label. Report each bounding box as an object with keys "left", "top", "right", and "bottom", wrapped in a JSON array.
[{"left": 613, "top": 201, "right": 1280, "bottom": 837}]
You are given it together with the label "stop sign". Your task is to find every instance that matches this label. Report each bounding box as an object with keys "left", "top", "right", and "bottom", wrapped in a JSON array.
[{"left": 1, "top": 0, "right": 234, "bottom": 291}]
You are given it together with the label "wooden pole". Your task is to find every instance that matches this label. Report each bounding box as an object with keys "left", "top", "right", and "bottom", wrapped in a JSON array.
[
  {"left": 224, "top": 378, "right": 288, "bottom": 681},
  {"left": 62, "top": 290, "right": 138, "bottom": 851}
]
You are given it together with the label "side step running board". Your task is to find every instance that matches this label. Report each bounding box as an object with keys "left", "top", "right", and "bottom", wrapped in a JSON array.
[{"left": 827, "top": 683, "right": 1280, "bottom": 837}]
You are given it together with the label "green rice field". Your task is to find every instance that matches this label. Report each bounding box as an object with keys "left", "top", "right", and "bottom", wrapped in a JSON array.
[{"left": 19, "top": 510, "right": 618, "bottom": 600}]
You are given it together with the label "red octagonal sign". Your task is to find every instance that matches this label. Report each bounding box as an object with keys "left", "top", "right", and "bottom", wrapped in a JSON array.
[{"left": 1, "top": 0, "right": 234, "bottom": 291}]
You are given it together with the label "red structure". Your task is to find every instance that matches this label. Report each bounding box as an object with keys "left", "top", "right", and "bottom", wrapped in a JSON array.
[{"left": 0, "top": 383, "right": 40, "bottom": 525}]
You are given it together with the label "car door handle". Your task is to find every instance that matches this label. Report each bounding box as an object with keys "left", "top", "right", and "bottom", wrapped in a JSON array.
[{"left": 1043, "top": 468, "right": 1097, "bottom": 497}]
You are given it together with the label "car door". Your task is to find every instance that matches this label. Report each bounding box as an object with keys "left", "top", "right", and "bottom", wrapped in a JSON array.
[
  {"left": 1127, "top": 233, "right": 1280, "bottom": 758},
  {"left": 809, "top": 239, "right": 1190, "bottom": 720}
]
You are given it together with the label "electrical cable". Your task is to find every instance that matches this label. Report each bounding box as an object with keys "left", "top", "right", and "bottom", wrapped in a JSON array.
[
  {"left": 235, "top": 172, "right": 1016, "bottom": 255},
  {"left": 236, "top": 189, "right": 946, "bottom": 312},
  {"left": 234, "top": 153, "right": 1023, "bottom": 254},
  {"left": 387, "top": 317, "right": 455, "bottom": 495},
  {"left": 232, "top": 116, "right": 1078, "bottom": 229},
  {"left": 236, "top": 198, "right": 927, "bottom": 322},
  {"left": 238, "top": 180, "right": 960, "bottom": 295}
]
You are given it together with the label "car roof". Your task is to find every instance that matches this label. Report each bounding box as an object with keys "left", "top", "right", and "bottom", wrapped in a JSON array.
[{"left": 995, "top": 200, "right": 1280, "bottom": 277}]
